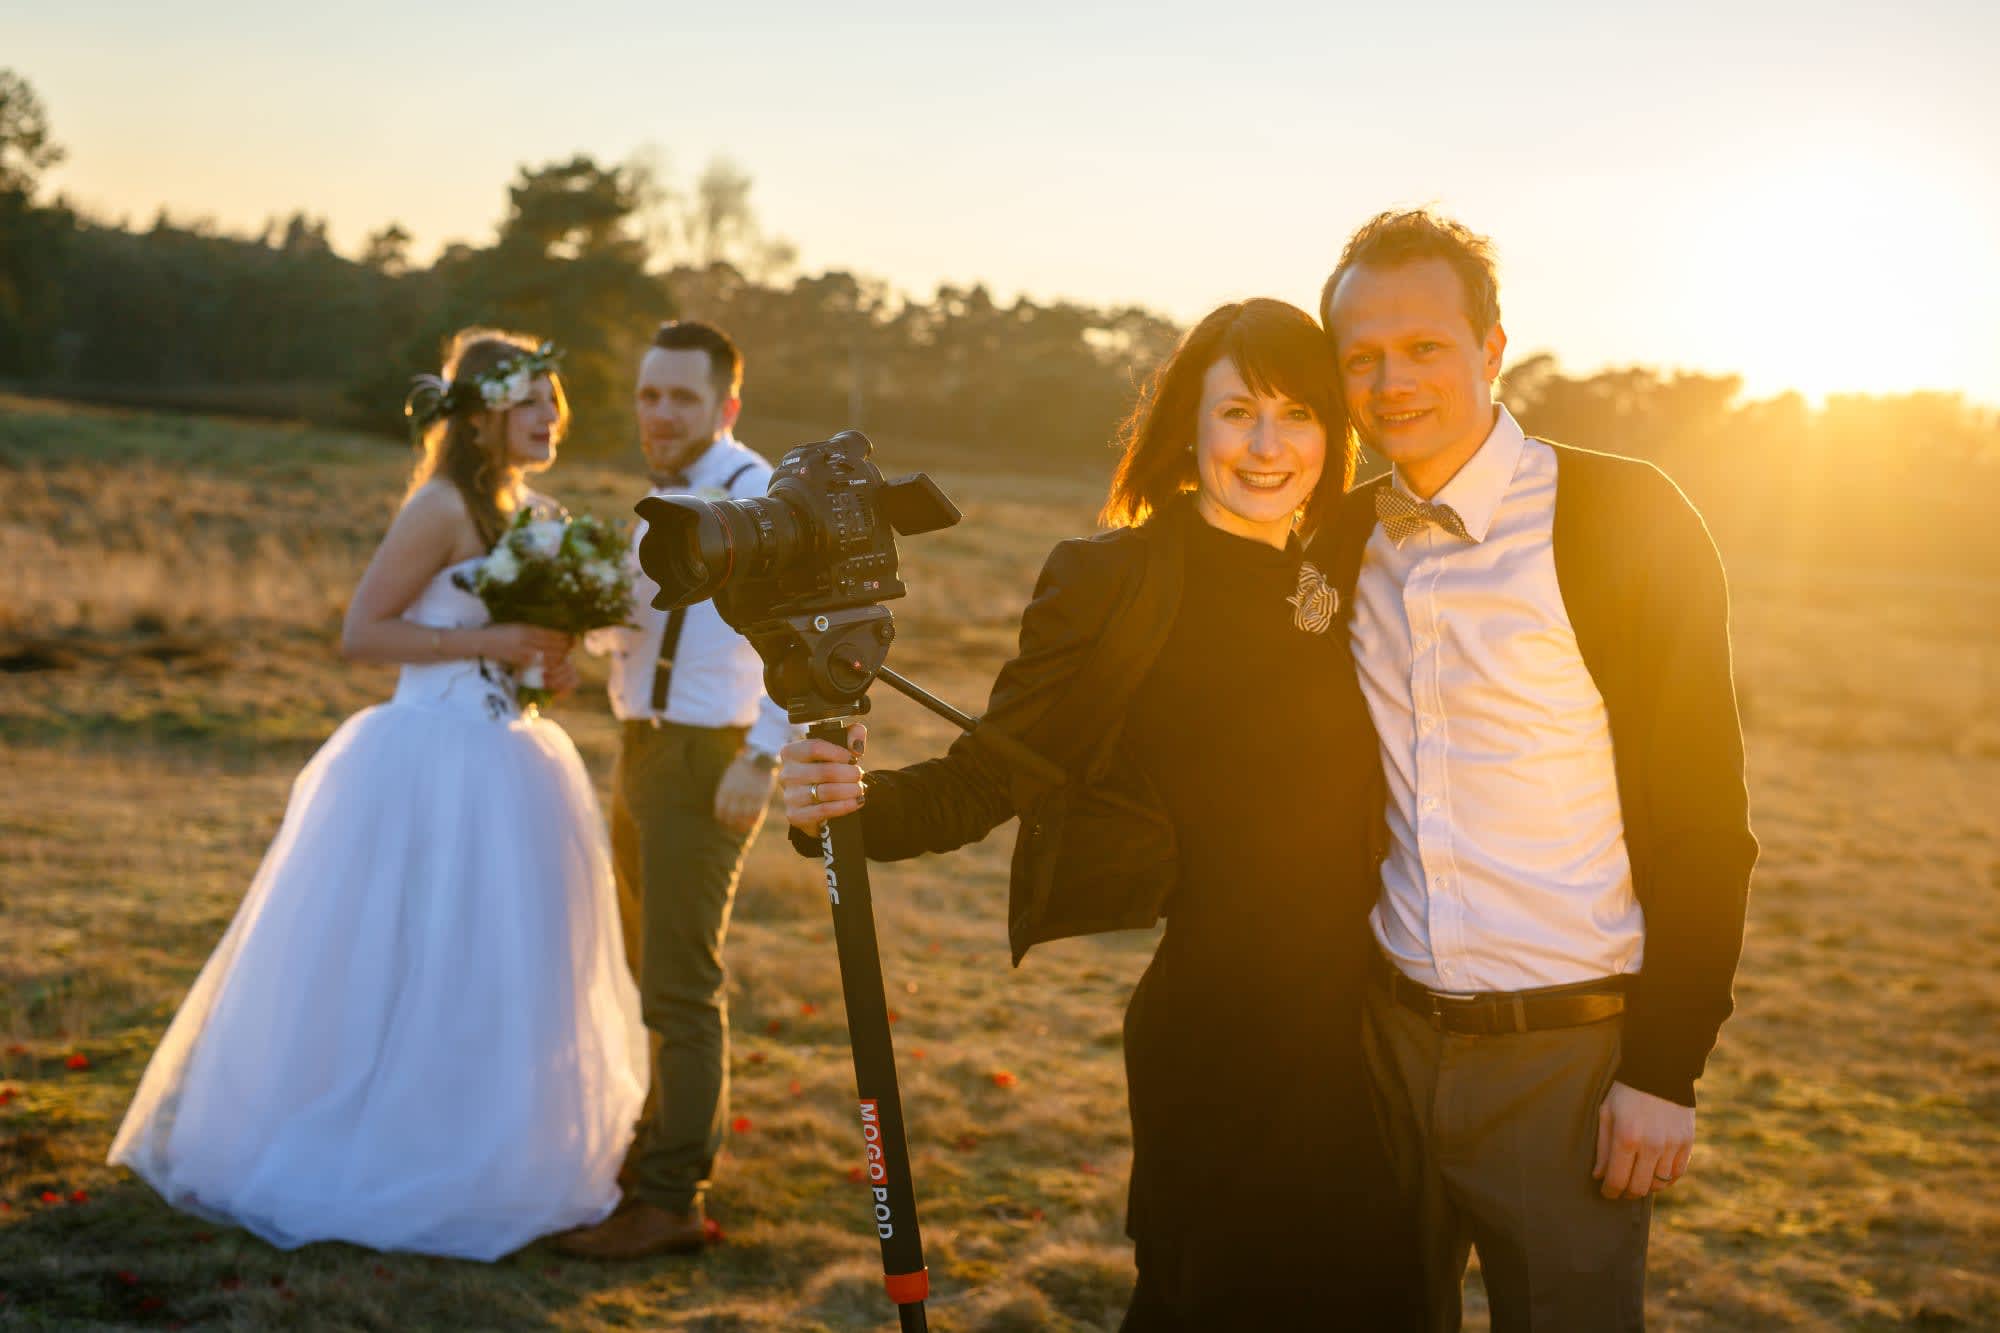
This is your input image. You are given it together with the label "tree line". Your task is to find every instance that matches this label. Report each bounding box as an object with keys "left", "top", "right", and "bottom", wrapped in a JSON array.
[{"left": 2, "top": 69, "right": 1993, "bottom": 576}]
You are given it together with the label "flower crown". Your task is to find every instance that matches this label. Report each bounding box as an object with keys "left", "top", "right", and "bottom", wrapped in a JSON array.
[{"left": 403, "top": 341, "right": 565, "bottom": 432}]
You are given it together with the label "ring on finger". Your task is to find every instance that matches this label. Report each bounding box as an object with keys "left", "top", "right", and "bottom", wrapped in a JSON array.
[
  {"left": 808, "top": 782, "right": 821, "bottom": 803},
  {"left": 1653, "top": 1171, "right": 1676, "bottom": 1182}
]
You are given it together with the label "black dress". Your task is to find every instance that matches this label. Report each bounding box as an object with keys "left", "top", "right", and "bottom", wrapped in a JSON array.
[{"left": 1116, "top": 519, "right": 1420, "bottom": 1329}]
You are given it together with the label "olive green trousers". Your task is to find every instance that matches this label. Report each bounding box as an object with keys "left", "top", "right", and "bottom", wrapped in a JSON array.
[{"left": 609, "top": 720, "right": 762, "bottom": 1216}]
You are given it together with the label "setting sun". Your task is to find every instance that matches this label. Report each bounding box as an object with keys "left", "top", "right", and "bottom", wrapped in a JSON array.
[{"left": 1668, "top": 143, "right": 1998, "bottom": 402}]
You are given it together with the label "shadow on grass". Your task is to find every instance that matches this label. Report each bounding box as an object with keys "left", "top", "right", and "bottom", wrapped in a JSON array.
[{"left": 0, "top": 1175, "right": 739, "bottom": 1330}]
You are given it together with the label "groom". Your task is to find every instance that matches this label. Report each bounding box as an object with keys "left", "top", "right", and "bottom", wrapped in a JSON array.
[
  {"left": 557, "top": 320, "right": 791, "bottom": 1259},
  {"left": 1315, "top": 211, "right": 1757, "bottom": 1329}
]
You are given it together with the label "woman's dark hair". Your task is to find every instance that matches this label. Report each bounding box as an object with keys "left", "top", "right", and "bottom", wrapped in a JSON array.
[
  {"left": 1100, "top": 298, "right": 1352, "bottom": 536},
  {"left": 406, "top": 327, "right": 569, "bottom": 549}
]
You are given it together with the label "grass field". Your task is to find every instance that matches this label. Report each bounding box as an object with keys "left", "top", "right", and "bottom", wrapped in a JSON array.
[{"left": 0, "top": 394, "right": 1995, "bottom": 1330}]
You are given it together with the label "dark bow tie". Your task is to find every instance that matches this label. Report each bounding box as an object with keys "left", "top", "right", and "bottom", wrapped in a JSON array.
[{"left": 1375, "top": 486, "right": 1472, "bottom": 544}]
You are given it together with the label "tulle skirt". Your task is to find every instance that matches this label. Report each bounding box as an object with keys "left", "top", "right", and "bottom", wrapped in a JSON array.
[{"left": 109, "top": 701, "right": 648, "bottom": 1260}]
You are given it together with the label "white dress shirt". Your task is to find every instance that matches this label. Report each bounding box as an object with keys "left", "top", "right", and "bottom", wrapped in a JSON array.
[
  {"left": 1350, "top": 406, "right": 1645, "bottom": 993},
  {"left": 586, "top": 435, "right": 795, "bottom": 757}
]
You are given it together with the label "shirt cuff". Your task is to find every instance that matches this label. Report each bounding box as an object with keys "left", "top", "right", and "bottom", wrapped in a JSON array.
[
  {"left": 582, "top": 625, "right": 627, "bottom": 658},
  {"left": 745, "top": 695, "right": 797, "bottom": 759}
]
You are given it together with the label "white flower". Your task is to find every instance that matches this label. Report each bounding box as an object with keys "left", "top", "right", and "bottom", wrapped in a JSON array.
[
  {"left": 482, "top": 546, "right": 522, "bottom": 585},
  {"left": 583, "top": 559, "right": 618, "bottom": 587},
  {"left": 521, "top": 519, "right": 566, "bottom": 559},
  {"left": 478, "top": 367, "right": 534, "bottom": 410}
]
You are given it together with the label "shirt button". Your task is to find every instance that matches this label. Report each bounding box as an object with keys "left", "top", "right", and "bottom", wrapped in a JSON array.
[
  {"left": 1417, "top": 715, "right": 1436, "bottom": 734},
  {"left": 1422, "top": 796, "right": 1440, "bottom": 813},
  {"left": 1433, "top": 873, "right": 1450, "bottom": 889}
]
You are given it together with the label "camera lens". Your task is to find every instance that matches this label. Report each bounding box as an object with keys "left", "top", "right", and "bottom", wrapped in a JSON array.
[
  {"left": 635, "top": 493, "right": 810, "bottom": 610},
  {"left": 717, "top": 494, "right": 808, "bottom": 580}
]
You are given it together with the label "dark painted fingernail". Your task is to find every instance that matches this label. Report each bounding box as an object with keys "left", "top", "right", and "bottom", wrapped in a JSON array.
[{"left": 852, "top": 731, "right": 866, "bottom": 755}]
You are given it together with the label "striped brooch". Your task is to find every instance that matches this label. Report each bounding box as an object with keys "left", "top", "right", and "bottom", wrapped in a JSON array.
[{"left": 1286, "top": 560, "right": 1339, "bottom": 635}]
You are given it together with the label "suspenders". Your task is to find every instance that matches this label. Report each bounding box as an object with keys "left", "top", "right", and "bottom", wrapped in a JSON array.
[{"left": 648, "top": 461, "right": 760, "bottom": 719}]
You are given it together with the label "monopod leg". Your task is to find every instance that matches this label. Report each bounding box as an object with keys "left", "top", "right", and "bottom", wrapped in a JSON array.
[{"left": 811, "top": 718, "right": 929, "bottom": 1331}]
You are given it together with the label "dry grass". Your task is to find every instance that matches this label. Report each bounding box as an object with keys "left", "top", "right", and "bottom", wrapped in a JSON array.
[{"left": 0, "top": 394, "right": 1994, "bottom": 1330}]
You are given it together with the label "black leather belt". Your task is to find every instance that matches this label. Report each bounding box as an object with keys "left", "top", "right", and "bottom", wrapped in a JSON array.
[{"left": 1371, "top": 951, "right": 1628, "bottom": 1035}]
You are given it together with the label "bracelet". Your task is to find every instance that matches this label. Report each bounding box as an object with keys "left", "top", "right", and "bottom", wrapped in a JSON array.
[{"left": 741, "top": 747, "right": 780, "bottom": 773}]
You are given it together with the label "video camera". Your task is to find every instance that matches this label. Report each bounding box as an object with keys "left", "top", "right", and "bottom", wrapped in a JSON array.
[{"left": 635, "top": 431, "right": 961, "bottom": 723}]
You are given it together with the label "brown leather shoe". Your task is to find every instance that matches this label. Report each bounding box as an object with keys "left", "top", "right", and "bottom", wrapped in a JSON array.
[{"left": 547, "top": 1202, "right": 712, "bottom": 1260}]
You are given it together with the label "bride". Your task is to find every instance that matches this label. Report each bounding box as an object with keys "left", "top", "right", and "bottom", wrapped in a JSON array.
[{"left": 108, "top": 329, "right": 648, "bottom": 1261}]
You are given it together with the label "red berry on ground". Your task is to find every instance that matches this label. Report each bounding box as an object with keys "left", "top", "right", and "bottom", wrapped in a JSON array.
[{"left": 65, "top": 1053, "right": 89, "bottom": 1071}]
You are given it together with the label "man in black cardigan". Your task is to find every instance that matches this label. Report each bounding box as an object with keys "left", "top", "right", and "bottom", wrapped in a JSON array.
[{"left": 1316, "top": 210, "right": 1756, "bottom": 1331}]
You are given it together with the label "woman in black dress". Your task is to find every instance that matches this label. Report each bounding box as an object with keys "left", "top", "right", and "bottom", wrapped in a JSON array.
[{"left": 780, "top": 299, "right": 1422, "bottom": 1329}]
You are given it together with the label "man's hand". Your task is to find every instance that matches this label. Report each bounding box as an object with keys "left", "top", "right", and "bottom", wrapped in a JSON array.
[
  {"left": 1594, "top": 1081, "right": 1695, "bottom": 1199},
  {"left": 713, "top": 752, "right": 776, "bottom": 835}
]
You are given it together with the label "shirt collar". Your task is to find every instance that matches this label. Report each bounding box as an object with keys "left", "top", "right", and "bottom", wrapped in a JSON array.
[
  {"left": 650, "top": 434, "right": 737, "bottom": 494},
  {"left": 1390, "top": 406, "right": 1526, "bottom": 543}
]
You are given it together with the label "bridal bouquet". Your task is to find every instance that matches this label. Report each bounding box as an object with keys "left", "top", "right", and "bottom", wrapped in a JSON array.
[{"left": 457, "top": 510, "right": 633, "bottom": 711}]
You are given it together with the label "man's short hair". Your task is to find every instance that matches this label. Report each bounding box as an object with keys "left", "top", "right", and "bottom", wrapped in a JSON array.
[
  {"left": 1320, "top": 209, "right": 1501, "bottom": 338},
  {"left": 651, "top": 320, "right": 743, "bottom": 399}
]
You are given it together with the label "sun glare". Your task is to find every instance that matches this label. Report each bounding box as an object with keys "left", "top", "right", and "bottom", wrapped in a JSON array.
[{"left": 1674, "top": 147, "right": 1997, "bottom": 404}]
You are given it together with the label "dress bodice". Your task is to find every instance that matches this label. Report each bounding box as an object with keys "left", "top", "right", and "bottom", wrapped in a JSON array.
[{"left": 391, "top": 557, "right": 520, "bottom": 721}]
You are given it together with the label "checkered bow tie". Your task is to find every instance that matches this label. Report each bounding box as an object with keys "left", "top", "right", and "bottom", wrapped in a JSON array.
[{"left": 1375, "top": 486, "right": 1471, "bottom": 544}]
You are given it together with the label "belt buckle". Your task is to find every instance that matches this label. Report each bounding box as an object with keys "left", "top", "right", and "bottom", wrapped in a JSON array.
[{"left": 1426, "top": 990, "right": 1447, "bottom": 1031}]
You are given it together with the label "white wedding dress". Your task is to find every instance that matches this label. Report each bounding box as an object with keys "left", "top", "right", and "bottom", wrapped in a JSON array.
[{"left": 109, "top": 557, "right": 648, "bottom": 1261}]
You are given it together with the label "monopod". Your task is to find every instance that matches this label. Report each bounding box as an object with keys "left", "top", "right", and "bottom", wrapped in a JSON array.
[
  {"left": 808, "top": 667, "right": 1062, "bottom": 1332},
  {"left": 633, "top": 434, "right": 1061, "bottom": 1328}
]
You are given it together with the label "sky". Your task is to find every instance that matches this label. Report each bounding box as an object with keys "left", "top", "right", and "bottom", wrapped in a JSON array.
[{"left": 11, "top": 0, "right": 2000, "bottom": 406}]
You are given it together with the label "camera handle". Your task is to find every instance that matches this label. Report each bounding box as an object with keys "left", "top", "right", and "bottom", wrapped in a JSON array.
[{"left": 813, "top": 715, "right": 930, "bottom": 1332}]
